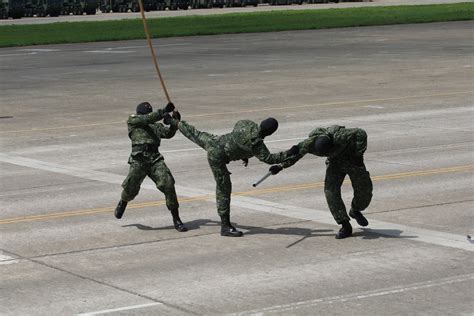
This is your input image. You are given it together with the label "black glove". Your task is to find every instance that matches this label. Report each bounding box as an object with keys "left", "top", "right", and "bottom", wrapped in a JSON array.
[
  {"left": 269, "top": 165, "right": 283, "bottom": 175},
  {"left": 163, "top": 113, "right": 172, "bottom": 125},
  {"left": 164, "top": 102, "right": 175, "bottom": 113},
  {"left": 287, "top": 145, "right": 300, "bottom": 156},
  {"left": 242, "top": 158, "right": 248, "bottom": 167},
  {"left": 172, "top": 110, "right": 181, "bottom": 121},
  {"left": 351, "top": 155, "right": 364, "bottom": 167}
]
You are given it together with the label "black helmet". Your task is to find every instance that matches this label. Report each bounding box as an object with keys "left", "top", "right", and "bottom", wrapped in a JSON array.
[
  {"left": 136, "top": 102, "right": 153, "bottom": 115},
  {"left": 314, "top": 135, "right": 333, "bottom": 156},
  {"left": 259, "top": 118, "right": 279, "bottom": 138}
]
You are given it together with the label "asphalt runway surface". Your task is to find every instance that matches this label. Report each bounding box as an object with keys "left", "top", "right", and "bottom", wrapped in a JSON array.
[{"left": 1, "top": 21, "right": 473, "bottom": 315}]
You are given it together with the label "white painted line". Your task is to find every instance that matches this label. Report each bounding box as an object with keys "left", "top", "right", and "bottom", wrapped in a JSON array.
[
  {"left": 364, "top": 105, "right": 385, "bottom": 109},
  {"left": 0, "top": 253, "right": 20, "bottom": 265},
  {"left": 82, "top": 43, "right": 190, "bottom": 54},
  {"left": 149, "top": 43, "right": 191, "bottom": 47},
  {"left": 77, "top": 302, "right": 162, "bottom": 315},
  {"left": 84, "top": 50, "right": 136, "bottom": 54},
  {"left": 106, "top": 45, "right": 147, "bottom": 49},
  {"left": 0, "top": 153, "right": 472, "bottom": 252},
  {"left": 0, "top": 52, "right": 37, "bottom": 57},
  {"left": 230, "top": 273, "right": 474, "bottom": 315},
  {"left": 348, "top": 105, "right": 473, "bottom": 123},
  {"left": 19, "top": 48, "right": 60, "bottom": 52}
]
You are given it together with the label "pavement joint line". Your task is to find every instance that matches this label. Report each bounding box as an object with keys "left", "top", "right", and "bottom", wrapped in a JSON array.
[
  {"left": 370, "top": 199, "right": 474, "bottom": 215},
  {"left": 0, "top": 153, "right": 472, "bottom": 251},
  {"left": 0, "top": 90, "right": 471, "bottom": 134},
  {"left": 6, "top": 219, "right": 307, "bottom": 261},
  {"left": 0, "top": 248, "right": 199, "bottom": 316},
  {"left": 229, "top": 273, "right": 474, "bottom": 315},
  {"left": 77, "top": 302, "right": 163, "bottom": 315}
]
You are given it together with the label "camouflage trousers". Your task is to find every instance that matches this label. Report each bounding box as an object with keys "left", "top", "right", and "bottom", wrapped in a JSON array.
[
  {"left": 324, "top": 159, "right": 373, "bottom": 224},
  {"left": 121, "top": 155, "right": 179, "bottom": 211},
  {"left": 179, "top": 121, "right": 231, "bottom": 221}
]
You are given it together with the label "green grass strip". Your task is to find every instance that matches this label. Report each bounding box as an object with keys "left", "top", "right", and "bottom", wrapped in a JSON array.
[{"left": 1, "top": 3, "right": 473, "bottom": 47}]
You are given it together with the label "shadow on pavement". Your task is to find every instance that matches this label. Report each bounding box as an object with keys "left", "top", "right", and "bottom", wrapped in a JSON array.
[
  {"left": 357, "top": 228, "right": 417, "bottom": 239},
  {"left": 123, "top": 219, "right": 334, "bottom": 248},
  {"left": 123, "top": 221, "right": 418, "bottom": 247},
  {"left": 122, "top": 219, "right": 220, "bottom": 231}
]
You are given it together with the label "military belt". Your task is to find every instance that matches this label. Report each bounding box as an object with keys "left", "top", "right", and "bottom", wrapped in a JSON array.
[{"left": 132, "top": 144, "right": 159, "bottom": 153}]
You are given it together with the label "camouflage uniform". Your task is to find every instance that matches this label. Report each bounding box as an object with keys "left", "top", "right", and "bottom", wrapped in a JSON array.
[
  {"left": 282, "top": 125, "right": 373, "bottom": 224},
  {"left": 121, "top": 110, "right": 179, "bottom": 211},
  {"left": 178, "top": 120, "right": 292, "bottom": 221}
]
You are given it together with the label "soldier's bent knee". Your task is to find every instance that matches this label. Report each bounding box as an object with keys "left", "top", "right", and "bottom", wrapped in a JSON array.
[{"left": 324, "top": 188, "right": 339, "bottom": 199}]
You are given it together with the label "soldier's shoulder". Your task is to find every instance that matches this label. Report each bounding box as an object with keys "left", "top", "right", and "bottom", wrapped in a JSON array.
[
  {"left": 327, "top": 125, "right": 346, "bottom": 134},
  {"left": 233, "top": 120, "right": 258, "bottom": 134},
  {"left": 234, "top": 119, "right": 257, "bottom": 128},
  {"left": 309, "top": 127, "right": 327, "bottom": 137}
]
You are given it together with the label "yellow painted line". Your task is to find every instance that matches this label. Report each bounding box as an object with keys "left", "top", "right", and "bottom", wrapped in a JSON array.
[
  {"left": 0, "top": 164, "right": 472, "bottom": 225},
  {"left": 0, "top": 91, "right": 472, "bottom": 134},
  {"left": 0, "top": 195, "right": 213, "bottom": 225}
]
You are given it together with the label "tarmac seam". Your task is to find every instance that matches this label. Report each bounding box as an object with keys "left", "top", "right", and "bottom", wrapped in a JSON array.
[
  {"left": 229, "top": 273, "right": 474, "bottom": 315},
  {"left": 369, "top": 199, "right": 474, "bottom": 215},
  {"left": 3, "top": 219, "right": 309, "bottom": 260},
  {"left": 0, "top": 248, "right": 199, "bottom": 315}
]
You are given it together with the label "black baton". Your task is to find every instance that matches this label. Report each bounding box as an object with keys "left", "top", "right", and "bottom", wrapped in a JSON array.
[{"left": 253, "top": 171, "right": 272, "bottom": 187}]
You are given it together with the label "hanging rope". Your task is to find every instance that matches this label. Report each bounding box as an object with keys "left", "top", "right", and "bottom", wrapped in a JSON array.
[{"left": 138, "top": 0, "right": 171, "bottom": 103}]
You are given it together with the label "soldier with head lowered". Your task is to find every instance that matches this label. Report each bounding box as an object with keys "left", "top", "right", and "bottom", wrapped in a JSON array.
[
  {"left": 270, "top": 125, "right": 373, "bottom": 239},
  {"left": 170, "top": 114, "right": 298, "bottom": 237},
  {"left": 114, "top": 101, "right": 187, "bottom": 232}
]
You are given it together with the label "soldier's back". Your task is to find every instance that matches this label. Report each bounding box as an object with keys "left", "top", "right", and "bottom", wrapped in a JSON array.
[{"left": 220, "top": 120, "right": 260, "bottom": 161}]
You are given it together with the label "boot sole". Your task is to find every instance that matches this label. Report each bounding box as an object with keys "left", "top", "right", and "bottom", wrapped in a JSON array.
[
  {"left": 220, "top": 232, "right": 243, "bottom": 237},
  {"left": 335, "top": 233, "right": 352, "bottom": 239},
  {"left": 349, "top": 211, "right": 368, "bottom": 227}
]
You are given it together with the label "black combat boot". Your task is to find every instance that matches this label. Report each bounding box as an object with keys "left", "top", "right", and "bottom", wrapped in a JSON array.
[
  {"left": 349, "top": 209, "right": 369, "bottom": 227},
  {"left": 114, "top": 200, "right": 128, "bottom": 219},
  {"left": 220, "top": 214, "right": 243, "bottom": 237},
  {"left": 335, "top": 220, "right": 352, "bottom": 239},
  {"left": 170, "top": 209, "right": 188, "bottom": 232}
]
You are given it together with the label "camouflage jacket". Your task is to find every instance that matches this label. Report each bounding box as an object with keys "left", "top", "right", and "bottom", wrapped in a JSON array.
[
  {"left": 217, "top": 120, "right": 290, "bottom": 164},
  {"left": 282, "top": 125, "right": 367, "bottom": 168},
  {"left": 127, "top": 110, "right": 177, "bottom": 161}
]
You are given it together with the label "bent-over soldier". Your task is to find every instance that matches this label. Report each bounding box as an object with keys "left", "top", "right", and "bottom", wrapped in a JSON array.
[{"left": 270, "top": 125, "right": 373, "bottom": 239}]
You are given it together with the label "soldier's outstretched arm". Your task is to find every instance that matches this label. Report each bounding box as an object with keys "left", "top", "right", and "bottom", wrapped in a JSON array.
[
  {"left": 252, "top": 140, "right": 290, "bottom": 165},
  {"left": 279, "top": 137, "right": 315, "bottom": 169}
]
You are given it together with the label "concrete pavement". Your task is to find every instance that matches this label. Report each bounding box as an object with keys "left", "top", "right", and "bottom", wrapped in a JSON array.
[{"left": 0, "top": 21, "right": 473, "bottom": 315}]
